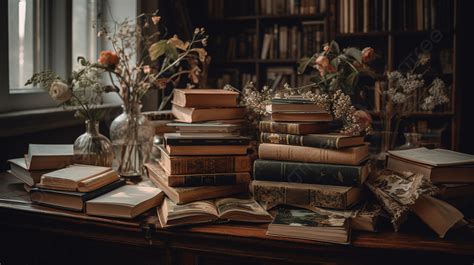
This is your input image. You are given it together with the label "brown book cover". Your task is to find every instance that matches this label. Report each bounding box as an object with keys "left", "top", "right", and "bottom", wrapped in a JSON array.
[
  {"left": 26, "top": 144, "right": 74, "bottom": 170},
  {"left": 158, "top": 146, "right": 251, "bottom": 175},
  {"left": 270, "top": 112, "right": 333, "bottom": 122},
  {"left": 166, "top": 171, "right": 251, "bottom": 187},
  {"left": 172, "top": 89, "right": 239, "bottom": 108},
  {"left": 144, "top": 163, "right": 249, "bottom": 204},
  {"left": 259, "top": 133, "right": 364, "bottom": 149},
  {"left": 259, "top": 121, "right": 330, "bottom": 135},
  {"left": 258, "top": 143, "right": 369, "bottom": 165},
  {"left": 252, "top": 180, "right": 361, "bottom": 210},
  {"left": 166, "top": 145, "right": 248, "bottom": 156},
  {"left": 172, "top": 104, "right": 246, "bottom": 123}
]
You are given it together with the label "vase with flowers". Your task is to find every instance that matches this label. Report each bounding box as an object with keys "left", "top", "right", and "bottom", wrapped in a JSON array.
[
  {"left": 26, "top": 61, "right": 115, "bottom": 167},
  {"left": 91, "top": 11, "right": 208, "bottom": 176}
]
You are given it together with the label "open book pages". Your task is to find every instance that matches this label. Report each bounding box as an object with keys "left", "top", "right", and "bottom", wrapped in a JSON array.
[
  {"left": 39, "top": 165, "right": 119, "bottom": 192},
  {"left": 388, "top": 148, "right": 474, "bottom": 167},
  {"left": 158, "top": 197, "right": 272, "bottom": 228},
  {"left": 267, "top": 207, "right": 350, "bottom": 244}
]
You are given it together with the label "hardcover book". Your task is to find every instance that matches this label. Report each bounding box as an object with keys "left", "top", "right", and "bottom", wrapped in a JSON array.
[
  {"left": 144, "top": 163, "right": 249, "bottom": 204},
  {"left": 86, "top": 184, "right": 164, "bottom": 219},
  {"left": 30, "top": 179, "right": 126, "bottom": 212},
  {"left": 166, "top": 171, "right": 251, "bottom": 187},
  {"left": 267, "top": 99, "right": 326, "bottom": 113},
  {"left": 259, "top": 120, "right": 330, "bottom": 135},
  {"left": 158, "top": 146, "right": 251, "bottom": 175},
  {"left": 259, "top": 133, "right": 364, "bottom": 149},
  {"left": 253, "top": 160, "right": 369, "bottom": 187},
  {"left": 25, "top": 144, "right": 74, "bottom": 170},
  {"left": 172, "top": 89, "right": 239, "bottom": 108},
  {"left": 172, "top": 104, "right": 246, "bottom": 123},
  {"left": 157, "top": 197, "right": 272, "bottom": 228},
  {"left": 266, "top": 207, "right": 350, "bottom": 244},
  {"left": 164, "top": 133, "right": 250, "bottom": 146},
  {"left": 270, "top": 112, "right": 333, "bottom": 122},
  {"left": 258, "top": 143, "right": 369, "bottom": 165},
  {"left": 8, "top": 158, "right": 50, "bottom": 186},
  {"left": 251, "top": 180, "right": 361, "bottom": 210},
  {"left": 166, "top": 144, "right": 249, "bottom": 156},
  {"left": 39, "top": 165, "right": 120, "bottom": 192}
]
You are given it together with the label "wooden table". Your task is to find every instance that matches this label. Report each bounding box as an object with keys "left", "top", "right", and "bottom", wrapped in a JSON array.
[{"left": 0, "top": 172, "right": 473, "bottom": 265}]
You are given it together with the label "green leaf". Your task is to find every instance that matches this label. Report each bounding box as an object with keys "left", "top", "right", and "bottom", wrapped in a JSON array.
[
  {"left": 297, "top": 55, "right": 317, "bottom": 75},
  {"left": 309, "top": 74, "right": 322, "bottom": 84},
  {"left": 148, "top": 40, "right": 168, "bottom": 61},
  {"left": 329, "top": 41, "right": 340, "bottom": 54},
  {"left": 77, "top": 56, "right": 90, "bottom": 66},
  {"left": 165, "top": 45, "right": 179, "bottom": 62},
  {"left": 344, "top": 47, "right": 362, "bottom": 63},
  {"left": 346, "top": 71, "right": 359, "bottom": 91}
]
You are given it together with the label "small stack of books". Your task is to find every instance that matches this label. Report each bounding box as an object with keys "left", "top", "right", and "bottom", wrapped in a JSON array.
[
  {"left": 387, "top": 148, "right": 474, "bottom": 212},
  {"left": 8, "top": 144, "right": 75, "bottom": 191},
  {"left": 252, "top": 97, "right": 370, "bottom": 244},
  {"left": 145, "top": 89, "right": 253, "bottom": 205}
]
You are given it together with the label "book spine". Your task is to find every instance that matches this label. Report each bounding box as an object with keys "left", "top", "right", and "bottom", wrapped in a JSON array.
[
  {"left": 252, "top": 180, "right": 356, "bottom": 209},
  {"left": 166, "top": 138, "right": 250, "bottom": 146},
  {"left": 259, "top": 132, "right": 340, "bottom": 149},
  {"left": 253, "top": 160, "right": 363, "bottom": 186},
  {"left": 258, "top": 143, "right": 366, "bottom": 165},
  {"left": 168, "top": 172, "right": 251, "bottom": 187},
  {"left": 167, "top": 156, "right": 251, "bottom": 175},
  {"left": 259, "top": 121, "right": 303, "bottom": 134}
]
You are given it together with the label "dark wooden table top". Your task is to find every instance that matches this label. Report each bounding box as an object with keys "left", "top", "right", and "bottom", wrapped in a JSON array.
[{"left": 1, "top": 172, "right": 473, "bottom": 264}]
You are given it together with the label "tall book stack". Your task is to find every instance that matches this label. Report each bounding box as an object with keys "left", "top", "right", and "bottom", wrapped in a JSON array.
[
  {"left": 145, "top": 89, "right": 252, "bottom": 205},
  {"left": 252, "top": 97, "right": 370, "bottom": 211}
]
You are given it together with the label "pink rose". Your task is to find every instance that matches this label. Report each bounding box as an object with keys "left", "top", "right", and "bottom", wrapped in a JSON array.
[{"left": 361, "top": 47, "right": 375, "bottom": 63}]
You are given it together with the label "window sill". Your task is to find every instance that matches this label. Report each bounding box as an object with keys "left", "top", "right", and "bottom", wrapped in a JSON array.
[{"left": 0, "top": 102, "right": 121, "bottom": 137}]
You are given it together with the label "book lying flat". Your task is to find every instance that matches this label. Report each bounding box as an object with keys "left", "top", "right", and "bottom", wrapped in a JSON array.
[
  {"left": 253, "top": 159, "right": 369, "bottom": 187},
  {"left": 157, "top": 197, "right": 272, "bottom": 228},
  {"left": 166, "top": 145, "right": 249, "bottom": 156},
  {"left": 266, "top": 102, "right": 326, "bottom": 113},
  {"left": 258, "top": 143, "right": 369, "bottom": 165},
  {"left": 172, "top": 104, "right": 245, "bottom": 123},
  {"left": 26, "top": 144, "right": 74, "bottom": 170},
  {"left": 387, "top": 155, "right": 474, "bottom": 183},
  {"left": 266, "top": 207, "right": 350, "bottom": 244},
  {"left": 164, "top": 133, "right": 251, "bottom": 146},
  {"left": 39, "top": 165, "right": 120, "bottom": 192},
  {"left": 86, "top": 185, "right": 164, "bottom": 219},
  {"left": 259, "top": 133, "right": 364, "bottom": 149},
  {"left": 172, "top": 89, "right": 239, "bottom": 108},
  {"left": 164, "top": 170, "right": 252, "bottom": 187},
  {"left": 271, "top": 112, "right": 333, "bottom": 122},
  {"left": 259, "top": 120, "right": 330, "bottom": 135},
  {"left": 144, "top": 163, "right": 249, "bottom": 204},
  {"left": 158, "top": 146, "right": 252, "bottom": 175},
  {"left": 8, "top": 158, "right": 50, "bottom": 186},
  {"left": 30, "top": 179, "right": 126, "bottom": 212},
  {"left": 388, "top": 148, "right": 474, "bottom": 166}
]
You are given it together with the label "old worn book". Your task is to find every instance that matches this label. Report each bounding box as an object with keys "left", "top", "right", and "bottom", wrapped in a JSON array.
[
  {"left": 258, "top": 143, "right": 369, "bottom": 165},
  {"left": 410, "top": 194, "right": 464, "bottom": 238},
  {"left": 164, "top": 133, "right": 250, "bottom": 146},
  {"left": 166, "top": 171, "right": 252, "bottom": 187},
  {"left": 253, "top": 160, "right": 369, "bottom": 187},
  {"left": 25, "top": 144, "right": 74, "bottom": 170},
  {"left": 8, "top": 158, "right": 50, "bottom": 186},
  {"left": 266, "top": 207, "right": 350, "bottom": 244},
  {"left": 86, "top": 185, "right": 164, "bottom": 219},
  {"left": 39, "top": 165, "right": 120, "bottom": 192},
  {"left": 437, "top": 184, "right": 474, "bottom": 199},
  {"left": 259, "top": 121, "right": 330, "bottom": 135},
  {"left": 387, "top": 155, "right": 474, "bottom": 183},
  {"left": 388, "top": 148, "right": 474, "bottom": 167},
  {"left": 157, "top": 197, "right": 272, "bottom": 227},
  {"left": 145, "top": 163, "right": 249, "bottom": 204},
  {"left": 166, "top": 145, "right": 248, "bottom": 156},
  {"left": 158, "top": 146, "right": 251, "bottom": 175},
  {"left": 267, "top": 98, "right": 326, "bottom": 113},
  {"left": 30, "top": 179, "right": 126, "bottom": 212},
  {"left": 252, "top": 180, "right": 361, "bottom": 210},
  {"left": 172, "top": 89, "right": 239, "bottom": 108},
  {"left": 270, "top": 112, "right": 333, "bottom": 122},
  {"left": 172, "top": 104, "right": 245, "bottom": 123},
  {"left": 169, "top": 121, "right": 241, "bottom": 134},
  {"left": 259, "top": 133, "right": 364, "bottom": 149}
]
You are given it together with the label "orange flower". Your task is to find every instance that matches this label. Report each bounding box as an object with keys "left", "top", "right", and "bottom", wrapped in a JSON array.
[
  {"left": 361, "top": 47, "right": 375, "bottom": 64},
  {"left": 354, "top": 110, "right": 372, "bottom": 130},
  {"left": 98, "top": 51, "right": 119, "bottom": 67}
]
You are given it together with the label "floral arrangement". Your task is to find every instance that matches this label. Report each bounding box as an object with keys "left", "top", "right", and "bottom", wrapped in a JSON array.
[
  {"left": 26, "top": 10, "right": 209, "bottom": 116},
  {"left": 227, "top": 41, "right": 374, "bottom": 137},
  {"left": 378, "top": 53, "right": 450, "bottom": 149}
]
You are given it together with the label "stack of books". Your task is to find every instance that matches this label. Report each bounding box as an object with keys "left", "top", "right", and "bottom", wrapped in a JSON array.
[
  {"left": 251, "top": 97, "right": 370, "bottom": 244},
  {"left": 387, "top": 148, "right": 474, "bottom": 211},
  {"left": 8, "top": 144, "right": 74, "bottom": 191},
  {"left": 145, "top": 89, "right": 253, "bottom": 205}
]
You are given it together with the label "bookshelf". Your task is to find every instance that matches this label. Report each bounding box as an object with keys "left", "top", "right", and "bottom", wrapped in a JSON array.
[{"left": 198, "top": 0, "right": 458, "bottom": 149}]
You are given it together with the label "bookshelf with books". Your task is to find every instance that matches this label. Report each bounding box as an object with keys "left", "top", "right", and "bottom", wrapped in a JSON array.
[
  {"left": 335, "top": 0, "right": 458, "bottom": 150},
  {"left": 204, "top": 0, "right": 331, "bottom": 89}
]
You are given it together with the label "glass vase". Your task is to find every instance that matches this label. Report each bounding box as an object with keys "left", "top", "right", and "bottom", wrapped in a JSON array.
[
  {"left": 110, "top": 103, "right": 154, "bottom": 177},
  {"left": 396, "top": 133, "right": 422, "bottom": 150},
  {"left": 73, "top": 120, "right": 114, "bottom": 167}
]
